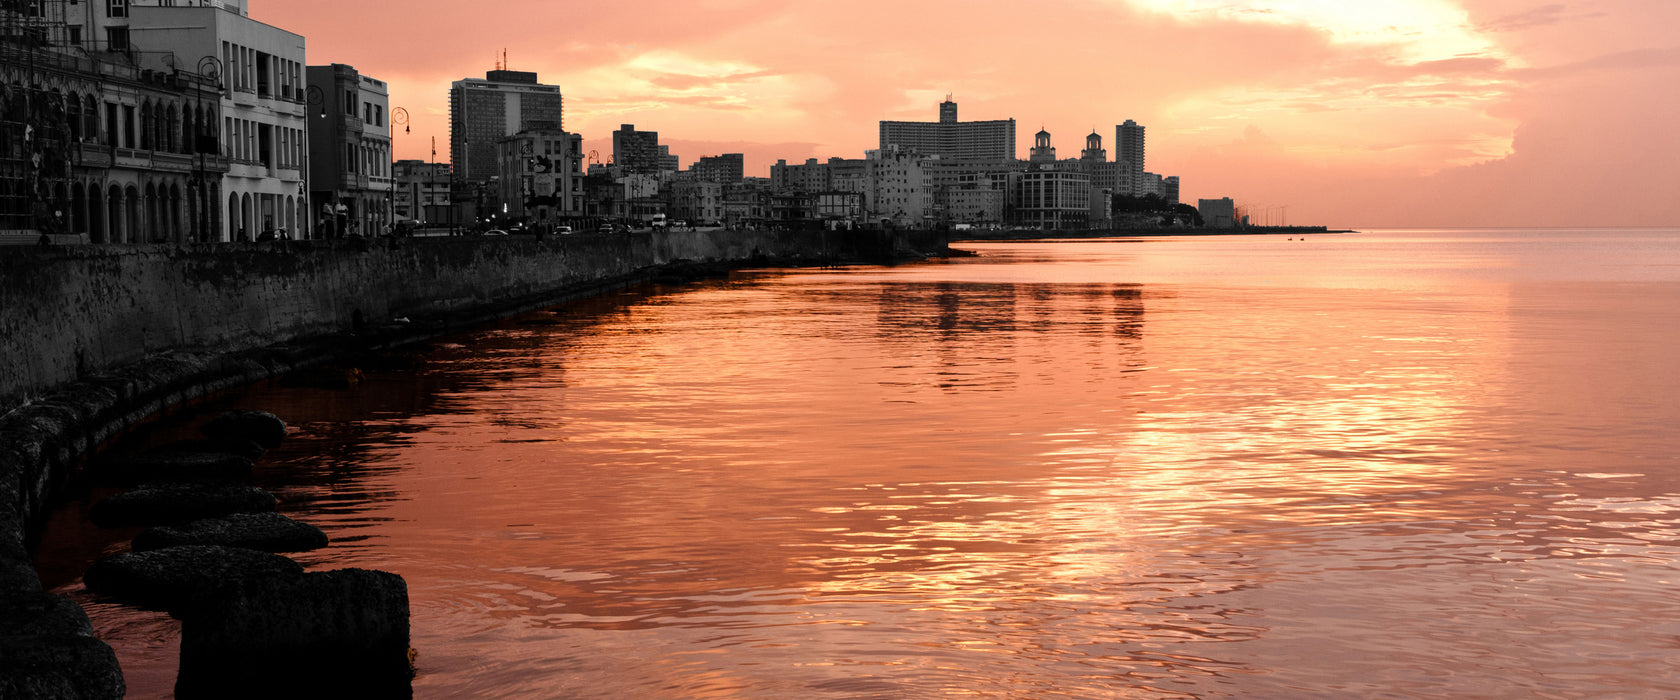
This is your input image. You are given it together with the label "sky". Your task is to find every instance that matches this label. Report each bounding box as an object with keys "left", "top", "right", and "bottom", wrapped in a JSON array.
[{"left": 258, "top": 0, "right": 1680, "bottom": 229}]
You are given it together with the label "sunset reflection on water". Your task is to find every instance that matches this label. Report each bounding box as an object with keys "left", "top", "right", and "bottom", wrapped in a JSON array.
[{"left": 42, "top": 229, "right": 1680, "bottom": 698}]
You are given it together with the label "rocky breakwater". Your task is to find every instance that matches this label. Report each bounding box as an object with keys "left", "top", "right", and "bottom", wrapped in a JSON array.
[{"left": 8, "top": 409, "right": 413, "bottom": 698}]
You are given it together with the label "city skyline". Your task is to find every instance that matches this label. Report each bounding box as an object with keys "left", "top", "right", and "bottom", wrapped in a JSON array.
[{"left": 261, "top": 0, "right": 1679, "bottom": 229}]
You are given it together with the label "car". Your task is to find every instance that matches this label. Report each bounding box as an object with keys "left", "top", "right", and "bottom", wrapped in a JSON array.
[
  {"left": 483, "top": 229, "right": 509, "bottom": 236},
  {"left": 555, "top": 226, "right": 573, "bottom": 234},
  {"left": 672, "top": 220, "right": 688, "bottom": 228}
]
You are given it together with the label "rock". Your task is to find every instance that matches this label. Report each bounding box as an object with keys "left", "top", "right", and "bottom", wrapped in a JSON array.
[
  {"left": 176, "top": 568, "right": 412, "bottom": 699},
  {"left": 82, "top": 545, "right": 303, "bottom": 614},
  {"left": 0, "top": 593, "right": 126, "bottom": 699},
  {"left": 89, "top": 483, "right": 277, "bottom": 528},
  {"left": 133, "top": 512, "right": 328, "bottom": 553},
  {"left": 200, "top": 410, "right": 287, "bottom": 449},
  {"left": 148, "top": 438, "right": 268, "bottom": 460},
  {"left": 101, "top": 451, "right": 254, "bottom": 486}
]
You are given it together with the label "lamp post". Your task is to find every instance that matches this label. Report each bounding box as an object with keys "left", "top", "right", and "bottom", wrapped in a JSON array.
[
  {"left": 304, "top": 84, "right": 324, "bottom": 238},
  {"left": 391, "top": 107, "right": 407, "bottom": 232},
  {"left": 193, "top": 55, "right": 221, "bottom": 243}
]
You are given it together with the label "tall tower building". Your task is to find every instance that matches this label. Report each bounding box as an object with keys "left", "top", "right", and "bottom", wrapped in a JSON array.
[
  {"left": 939, "top": 97, "right": 958, "bottom": 124},
  {"left": 1117, "top": 119, "right": 1145, "bottom": 173},
  {"left": 449, "top": 70, "right": 564, "bottom": 183}
]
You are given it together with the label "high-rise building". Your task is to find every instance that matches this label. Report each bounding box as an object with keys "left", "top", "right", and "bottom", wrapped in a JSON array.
[
  {"left": 879, "top": 99, "right": 1015, "bottom": 161},
  {"left": 612, "top": 124, "right": 662, "bottom": 173},
  {"left": 1117, "top": 119, "right": 1145, "bottom": 174},
  {"left": 449, "top": 70, "right": 563, "bottom": 183}
]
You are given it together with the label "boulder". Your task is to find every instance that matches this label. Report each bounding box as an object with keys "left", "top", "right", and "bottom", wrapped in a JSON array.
[
  {"left": 133, "top": 512, "right": 328, "bottom": 553},
  {"left": 100, "top": 451, "right": 254, "bottom": 486},
  {"left": 177, "top": 568, "right": 412, "bottom": 699},
  {"left": 82, "top": 545, "right": 303, "bottom": 614},
  {"left": 89, "top": 483, "right": 277, "bottom": 528},
  {"left": 200, "top": 410, "right": 287, "bottom": 449},
  {"left": 0, "top": 593, "right": 125, "bottom": 699},
  {"left": 148, "top": 438, "right": 268, "bottom": 460}
]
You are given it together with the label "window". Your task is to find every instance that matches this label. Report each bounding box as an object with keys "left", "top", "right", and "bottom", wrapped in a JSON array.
[
  {"left": 107, "top": 0, "right": 125, "bottom": 17},
  {"left": 345, "top": 91, "right": 356, "bottom": 116},
  {"left": 105, "top": 26, "right": 128, "bottom": 51},
  {"left": 67, "top": 27, "right": 81, "bottom": 45}
]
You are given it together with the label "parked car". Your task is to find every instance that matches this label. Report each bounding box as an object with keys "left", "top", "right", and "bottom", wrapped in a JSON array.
[
  {"left": 483, "top": 229, "right": 509, "bottom": 236},
  {"left": 555, "top": 226, "right": 573, "bottom": 234}
]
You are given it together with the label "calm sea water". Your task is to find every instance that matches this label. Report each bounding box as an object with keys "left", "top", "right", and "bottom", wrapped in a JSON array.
[{"left": 36, "top": 228, "right": 1680, "bottom": 698}]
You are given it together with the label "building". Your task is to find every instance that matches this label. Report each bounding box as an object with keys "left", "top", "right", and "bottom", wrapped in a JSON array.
[
  {"left": 1117, "top": 119, "right": 1144, "bottom": 178},
  {"left": 1163, "top": 176, "right": 1180, "bottom": 205},
  {"left": 879, "top": 98, "right": 1016, "bottom": 161},
  {"left": 1028, "top": 129, "right": 1057, "bottom": 163},
  {"left": 393, "top": 159, "right": 451, "bottom": 225},
  {"left": 691, "top": 153, "right": 743, "bottom": 184},
  {"left": 43, "top": 0, "right": 307, "bottom": 241},
  {"left": 449, "top": 69, "right": 563, "bottom": 184},
  {"left": 1198, "top": 197, "right": 1236, "bottom": 228},
  {"left": 865, "top": 147, "right": 930, "bottom": 227},
  {"left": 667, "top": 179, "right": 723, "bottom": 223},
  {"left": 1, "top": 8, "right": 230, "bottom": 244},
  {"left": 307, "top": 63, "right": 391, "bottom": 237},
  {"left": 1012, "top": 165, "right": 1091, "bottom": 230},
  {"left": 494, "top": 128, "right": 583, "bottom": 226},
  {"left": 612, "top": 124, "right": 661, "bottom": 173}
]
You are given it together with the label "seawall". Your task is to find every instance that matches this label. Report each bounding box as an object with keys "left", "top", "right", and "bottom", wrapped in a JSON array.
[{"left": 0, "top": 227, "right": 943, "bottom": 693}]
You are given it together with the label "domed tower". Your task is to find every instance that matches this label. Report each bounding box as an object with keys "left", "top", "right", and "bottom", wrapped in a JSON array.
[
  {"left": 1081, "top": 130, "right": 1107, "bottom": 162},
  {"left": 1029, "top": 128, "right": 1056, "bottom": 163}
]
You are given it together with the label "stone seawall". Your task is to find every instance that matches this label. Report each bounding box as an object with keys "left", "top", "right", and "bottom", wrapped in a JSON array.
[{"left": 0, "top": 227, "right": 943, "bottom": 694}]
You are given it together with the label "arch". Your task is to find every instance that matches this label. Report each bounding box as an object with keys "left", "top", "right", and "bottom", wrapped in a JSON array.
[
  {"left": 108, "top": 184, "right": 125, "bottom": 243},
  {"left": 71, "top": 181, "right": 86, "bottom": 235},
  {"left": 89, "top": 183, "right": 105, "bottom": 243},
  {"left": 166, "top": 103, "right": 180, "bottom": 153},
  {"left": 126, "top": 184, "right": 143, "bottom": 243},
  {"left": 138, "top": 99, "right": 152, "bottom": 150},
  {"left": 239, "top": 191, "right": 253, "bottom": 241},
  {"left": 227, "top": 192, "right": 240, "bottom": 242}
]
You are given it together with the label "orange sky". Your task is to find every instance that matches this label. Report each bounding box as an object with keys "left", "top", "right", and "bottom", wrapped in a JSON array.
[{"left": 258, "top": 0, "right": 1680, "bottom": 228}]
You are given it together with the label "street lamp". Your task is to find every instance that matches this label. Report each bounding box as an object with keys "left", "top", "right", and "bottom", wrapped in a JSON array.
[
  {"left": 304, "top": 84, "right": 324, "bottom": 238},
  {"left": 391, "top": 107, "right": 407, "bottom": 232},
  {"left": 192, "top": 55, "right": 222, "bottom": 243}
]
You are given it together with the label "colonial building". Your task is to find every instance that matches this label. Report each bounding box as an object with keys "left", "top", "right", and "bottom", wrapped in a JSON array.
[
  {"left": 121, "top": 0, "right": 310, "bottom": 239},
  {"left": 2, "top": 0, "right": 230, "bottom": 243},
  {"left": 307, "top": 63, "right": 391, "bottom": 237}
]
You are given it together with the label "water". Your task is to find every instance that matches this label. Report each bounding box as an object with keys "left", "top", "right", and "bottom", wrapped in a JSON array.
[{"left": 35, "top": 228, "right": 1680, "bottom": 698}]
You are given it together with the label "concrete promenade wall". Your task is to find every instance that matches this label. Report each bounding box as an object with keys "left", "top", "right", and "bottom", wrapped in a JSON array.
[{"left": 0, "top": 227, "right": 942, "bottom": 693}]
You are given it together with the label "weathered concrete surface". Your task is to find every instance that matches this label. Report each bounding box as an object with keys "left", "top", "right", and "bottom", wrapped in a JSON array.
[
  {"left": 0, "top": 592, "right": 124, "bottom": 699},
  {"left": 176, "top": 568, "right": 410, "bottom": 700},
  {"left": 133, "top": 512, "right": 328, "bottom": 553},
  {"left": 82, "top": 544, "right": 304, "bottom": 613}
]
